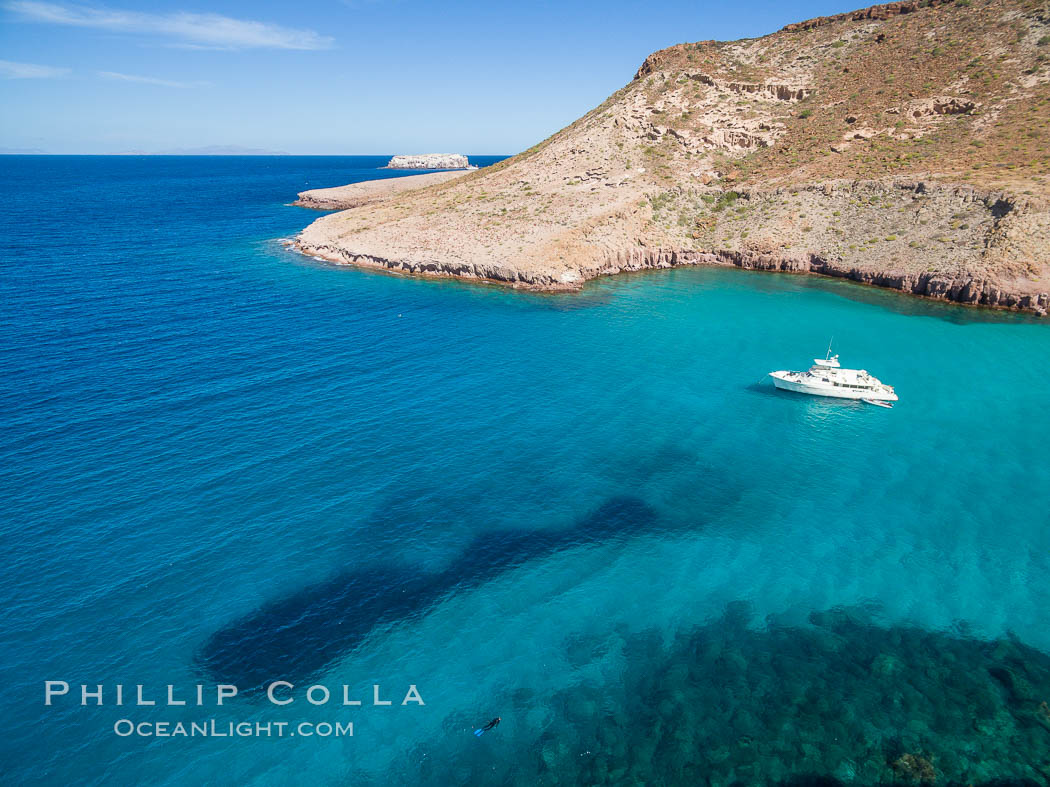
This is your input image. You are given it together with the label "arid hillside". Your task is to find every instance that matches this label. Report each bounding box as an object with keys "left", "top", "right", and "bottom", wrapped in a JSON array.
[{"left": 297, "top": 0, "right": 1050, "bottom": 313}]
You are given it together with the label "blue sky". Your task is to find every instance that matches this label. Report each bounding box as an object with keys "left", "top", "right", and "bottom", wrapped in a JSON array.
[{"left": 0, "top": 0, "right": 860, "bottom": 154}]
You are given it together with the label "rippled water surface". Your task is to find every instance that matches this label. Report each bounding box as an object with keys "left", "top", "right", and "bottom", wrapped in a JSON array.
[{"left": 1, "top": 156, "right": 1049, "bottom": 786}]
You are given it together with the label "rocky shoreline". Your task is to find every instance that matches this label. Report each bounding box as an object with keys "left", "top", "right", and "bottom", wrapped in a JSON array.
[
  {"left": 295, "top": 175, "right": 1050, "bottom": 315},
  {"left": 296, "top": 236, "right": 1049, "bottom": 314},
  {"left": 598, "top": 247, "right": 1050, "bottom": 314}
]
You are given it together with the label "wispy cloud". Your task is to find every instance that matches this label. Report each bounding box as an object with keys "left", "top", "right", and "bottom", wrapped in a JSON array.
[
  {"left": 0, "top": 58, "right": 70, "bottom": 78},
  {"left": 4, "top": 1, "right": 334, "bottom": 50},
  {"left": 98, "top": 70, "right": 205, "bottom": 88}
]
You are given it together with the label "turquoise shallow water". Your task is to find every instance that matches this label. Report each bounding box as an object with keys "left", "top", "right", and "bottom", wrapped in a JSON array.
[{"left": 1, "top": 156, "right": 1049, "bottom": 786}]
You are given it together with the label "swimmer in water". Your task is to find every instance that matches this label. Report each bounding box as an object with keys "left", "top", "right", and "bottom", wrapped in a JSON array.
[{"left": 474, "top": 717, "right": 501, "bottom": 736}]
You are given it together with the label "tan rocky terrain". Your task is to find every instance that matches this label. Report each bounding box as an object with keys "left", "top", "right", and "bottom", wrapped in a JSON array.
[
  {"left": 296, "top": 0, "right": 1050, "bottom": 314},
  {"left": 293, "top": 171, "right": 466, "bottom": 210}
]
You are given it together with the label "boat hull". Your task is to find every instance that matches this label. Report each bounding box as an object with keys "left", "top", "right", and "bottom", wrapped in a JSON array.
[{"left": 769, "top": 372, "right": 898, "bottom": 401}]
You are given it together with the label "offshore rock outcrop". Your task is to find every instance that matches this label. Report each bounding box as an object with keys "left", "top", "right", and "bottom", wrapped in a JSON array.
[{"left": 384, "top": 154, "right": 471, "bottom": 169}]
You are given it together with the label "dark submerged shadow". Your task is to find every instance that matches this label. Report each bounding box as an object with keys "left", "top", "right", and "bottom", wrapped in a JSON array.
[
  {"left": 197, "top": 496, "right": 658, "bottom": 690},
  {"left": 396, "top": 602, "right": 1050, "bottom": 785},
  {"left": 772, "top": 779, "right": 1043, "bottom": 787}
]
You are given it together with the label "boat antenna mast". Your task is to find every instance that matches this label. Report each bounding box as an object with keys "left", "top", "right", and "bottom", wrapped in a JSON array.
[{"left": 826, "top": 337, "right": 834, "bottom": 360}]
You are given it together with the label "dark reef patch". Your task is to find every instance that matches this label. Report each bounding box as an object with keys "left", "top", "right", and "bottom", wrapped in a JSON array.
[
  {"left": 197, "top": 496, "right": 657, "bottom": 690},
  {"left": 396, "top": 604, "right": 1050, "bottom": 786}
]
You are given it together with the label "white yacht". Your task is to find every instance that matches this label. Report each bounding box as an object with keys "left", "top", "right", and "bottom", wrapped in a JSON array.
[{"left": 769, "top": 350, "right": 898, "bottom": 402}]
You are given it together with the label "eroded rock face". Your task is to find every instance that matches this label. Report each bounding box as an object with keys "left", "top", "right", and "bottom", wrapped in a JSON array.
[
  {"left": 725, "top": 80, "right": 814, "bottom": 101},
  {"left": 385, "top": 154, "right": 471, "bottom": 169},
  {"left": 907, "top": 96, "right": 979, "bottom": 119},
  {"left": 682, "top": 72, "right": 814, "bottom": 102},
  {"left": 620, "top": 71, "right": 796, "bottom": 153},
  {"left": 781, "top": 0, "right": 957, "bottom": 31},
  {"left": 704, "top": 127, "right": 777, "bottom": 150}
]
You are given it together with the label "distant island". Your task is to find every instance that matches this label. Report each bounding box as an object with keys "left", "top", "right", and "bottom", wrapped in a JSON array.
[
  {"left": 384, "top": 154, "right": 473, "bottom": 170},
  {"left": 118, "top": 146, "right": 289, "bottom": 156},
  {"left": 296, "top": 0, "right": 1050, "bottom": 315}
]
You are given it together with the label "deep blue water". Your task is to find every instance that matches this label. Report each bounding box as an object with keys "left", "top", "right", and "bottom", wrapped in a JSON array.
[{"left": 2, "top": 156, "right": 1049, "bottom": 786}]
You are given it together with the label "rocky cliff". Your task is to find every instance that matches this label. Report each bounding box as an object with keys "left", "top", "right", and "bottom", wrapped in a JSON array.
[
  {"left": 384, "top": 154, "right": 471, "bottom": 169},
  {"left": 297, "top": 0, "right": 1050, "bottom": 314}
]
